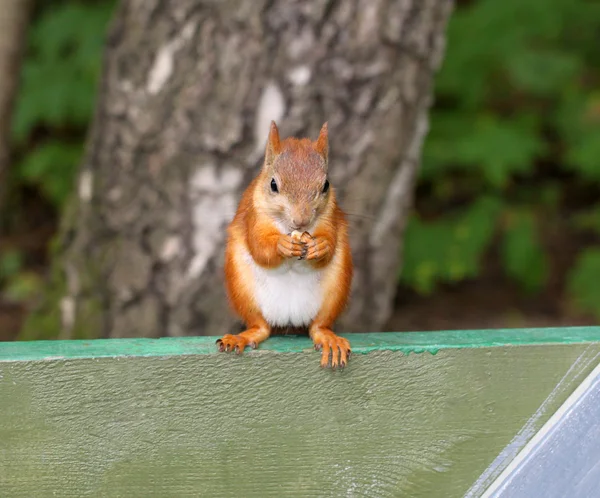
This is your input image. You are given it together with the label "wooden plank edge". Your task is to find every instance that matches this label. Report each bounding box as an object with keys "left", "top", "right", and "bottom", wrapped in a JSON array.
[{"left": 1, "top": 326, "right": 600, "bottom": 362}]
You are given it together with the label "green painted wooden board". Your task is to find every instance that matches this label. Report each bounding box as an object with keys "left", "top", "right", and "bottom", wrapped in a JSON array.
[{"left": 1, "top": 327, "right": 600, "bottom": 497}]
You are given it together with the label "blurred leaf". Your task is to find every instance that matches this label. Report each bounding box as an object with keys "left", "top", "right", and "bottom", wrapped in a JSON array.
[
  {"left": 538, "top": 183, "right": 561, "bottom": 208},
  {"left": 465, "top": 116, "right": 545, "bottom": 187},
  {"left": 553, "top": 92, "right": 600, "bottom": 181},
  {"left": 501, "top": 210, "right": 548, "bottom": 292},
  {"left": 422, "top": 113, "right": 544, "bottom": 188},
  {"left": 0, "top": 251, "right": 24, "bottom": 279},
  {"left": 414, "top": 0, "right": 600, "bottom": 308},
  {"left": 18, "top": 141, "right": 83, "bottom": 207},
  {"left": 507, "top": 49, "right": 581, "bottom": 95},
  {"left": 565, "top": 131, "right": 600, "bottom": 181},
  {"left": 572, "top": 205, "right": 600, "bottom": 234},
  {"left": 3, "top": 272, "right": 44, "bottom": 303},
  {"left": 401, "top": 197, "right": 502, "bottom": 294},
  {"left": 435, "top": 0, "right": 572, "bottom": 108},
  {"left": 11, "top": 1, "right": 115, "bottom": 141},
  {"left": 30, "top": 3, "right": 113, "bottom": 59},
  {"left": 568, "top": 249, "right": 600, "bottom": 319}
]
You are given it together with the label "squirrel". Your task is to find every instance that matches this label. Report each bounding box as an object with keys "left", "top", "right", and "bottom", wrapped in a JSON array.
[{"left": 216, "top": 121, "right": 353, "bottom": 369}]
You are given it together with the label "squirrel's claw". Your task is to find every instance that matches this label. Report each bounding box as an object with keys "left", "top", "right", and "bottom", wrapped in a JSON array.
[
  {"left": 311, "top": 330, "right": 351, "bottom": 370},
  {"left": 305, "top": 237, "right": 331, "bottom": 261},
  {"left": 216, "top": 334, "right": 250, "bottom": 355},
  {"left": 277, "top": 234, "right": 305, "bottom": 259}
]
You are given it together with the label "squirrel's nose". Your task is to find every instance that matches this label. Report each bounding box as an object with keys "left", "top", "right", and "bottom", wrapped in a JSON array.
[{"left": 291, "top": 216, "right": 311, "bottom": 230}]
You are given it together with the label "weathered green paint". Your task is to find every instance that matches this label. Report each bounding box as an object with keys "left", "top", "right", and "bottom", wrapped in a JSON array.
[
  {"left": 1, "top": 329, "right": 599, "bottom": 497},
  {"left": 3, "top": 326, "right": 600, "bottom": 361}
]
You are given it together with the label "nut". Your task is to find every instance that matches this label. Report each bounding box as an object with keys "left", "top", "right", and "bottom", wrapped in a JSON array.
[{"left": 290, "top": 230, "right": 310, "bottom": 260}]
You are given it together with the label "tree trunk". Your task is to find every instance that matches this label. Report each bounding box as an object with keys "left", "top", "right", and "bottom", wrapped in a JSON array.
[
  {"left": 42, "top": 0, "right": 452, "bottom": 339},
  {"left": 0, "top": 0, "right": 32, "bottom": 226}
]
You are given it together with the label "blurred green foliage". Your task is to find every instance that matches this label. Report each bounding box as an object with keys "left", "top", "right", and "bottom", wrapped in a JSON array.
[
  {"left": 568, "top": 249, "right": 600, "bottom": 315},
  {"left": 4, "top": 0, "right": 600, "bottom": 324},
  {"left": 402, "top": 196, "right": 502, "bottom": 294},
  {"left": 1, "top": 0, "right": 114, "bottom": 312},
  {"left": 11, "top": 0, "right": 114, "bottom": 208},
  {"left": 403, "top": 0, "right": 600, "bottom": 319}
]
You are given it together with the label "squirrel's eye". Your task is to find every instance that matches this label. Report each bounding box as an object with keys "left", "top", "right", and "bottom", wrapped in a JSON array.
[
  {"left": 270, "top": 178, "right": 279, "bottom": 193},
  {"left": 322, "top": 179, "right": 330, "bottom": 193}
]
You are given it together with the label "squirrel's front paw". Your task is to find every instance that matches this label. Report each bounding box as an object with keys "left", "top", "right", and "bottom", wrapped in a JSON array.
[
  {"left": 216, "top": 334, "right": 255, "bottom": 354},
  {"left": 277, "top": 234, "right": 305, "bottom": 259},
  {"left": 305, "top": 237, "right": 331, "bottom": 261}
]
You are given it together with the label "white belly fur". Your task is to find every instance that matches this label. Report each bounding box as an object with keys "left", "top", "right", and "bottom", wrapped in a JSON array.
[{"left": 244, "top": 249, "right": 323, "bottom": 327}]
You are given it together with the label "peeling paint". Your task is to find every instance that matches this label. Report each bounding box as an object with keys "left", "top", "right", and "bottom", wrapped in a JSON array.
[
  {"left": 187, "top": 165, "right": 243, "bottom": 279},
  {"left": 78, "top": 171, "right": 93, "bottom": 202},
  {"left": 370, "top": 110, "right": 429, "bottom": 248},
  {"left": 147, "top": 22, "right": 195, "bottom": 95},
  {"left": 160, "top": 237, "right": 182, "bottom": 262},
  {"left": 189, "top": 163, "right": 219, "bottom": 191},
  {"left": 370, "top": 163, "right": 413, "bottom": 247},
  {"left": 147, "top": 46, "right": 175, "bottom": 95},
  {"left": 287, "top": 65, "right": 311, "bottom": 86},
  {"left": 59, "top": 297, "right": 75, "bottom": 332},
  {"left": 254, "top": 82, "right": 286, "bottom": 155},
  {"left": 286, "top": 27, "right": 315, "bottom": 60},
  {"left": 107, "top": 187, "right": 122, "bottom": 203}
]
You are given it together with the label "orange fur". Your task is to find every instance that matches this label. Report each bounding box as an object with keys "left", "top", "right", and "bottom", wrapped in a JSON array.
[{"left": 218, "top": 121, "right": 353, "bottom": 369}]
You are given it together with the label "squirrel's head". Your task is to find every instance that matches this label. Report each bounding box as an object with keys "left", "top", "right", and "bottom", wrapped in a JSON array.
[{"left": 256, "top": 121, "right": 332, "bottom": 233}]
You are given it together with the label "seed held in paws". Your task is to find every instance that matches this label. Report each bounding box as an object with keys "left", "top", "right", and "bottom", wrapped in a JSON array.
[{"left": 291, "top": 230, "right": 310, "bottom": 260}]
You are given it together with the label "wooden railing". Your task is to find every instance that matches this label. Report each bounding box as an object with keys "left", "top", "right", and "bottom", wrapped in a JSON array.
[{"left": 1, "top": 327, "right": 599, "bottom": 497}]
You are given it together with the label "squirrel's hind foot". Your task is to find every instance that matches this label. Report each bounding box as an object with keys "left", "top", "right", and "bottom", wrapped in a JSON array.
[{"left": 311, "top": 328, "right": 351, "bottom": 369}]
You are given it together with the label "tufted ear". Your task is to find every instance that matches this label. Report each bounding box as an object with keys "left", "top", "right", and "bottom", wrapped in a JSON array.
[
  {"left": 314, "top": 122, "right": 328, "bottom": 163},
  {"left": 264, "top": 120, "right": 281, "bottom": 168}
]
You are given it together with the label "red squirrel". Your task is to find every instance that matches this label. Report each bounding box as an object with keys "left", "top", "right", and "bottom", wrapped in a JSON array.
[{"left": 217, "top": 121, "right": 353, "bottom": 368}]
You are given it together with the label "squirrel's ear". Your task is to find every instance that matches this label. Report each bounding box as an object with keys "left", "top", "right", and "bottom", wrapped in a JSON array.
[
  {"left": 265, "top": 120, "right": 281, "bottom": 166},
  {"left": 314, "top": 122, "right": 328, "bottom": 163}
]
